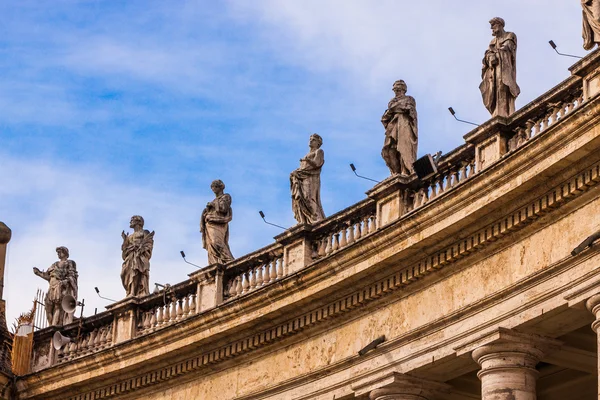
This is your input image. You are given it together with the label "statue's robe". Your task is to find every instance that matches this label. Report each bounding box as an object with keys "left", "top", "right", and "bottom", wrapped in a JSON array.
[
  {"left": 201, "top": 194, "right": 235, "bottom": 265},
  {"left": 381, "top": 95, "right": 418, "bottom": 175},
  {"left": 583, "top": 0, "right": 600, "bottom": 50},
  {"left": 480, "top": 31, "right": 520, "bottom": 118},
  {"left": 290, "top": 148, "right": 325, "bottom": 224}
]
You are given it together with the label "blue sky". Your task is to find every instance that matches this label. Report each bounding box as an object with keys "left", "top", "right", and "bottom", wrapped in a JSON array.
[{"left": 0, "top": 1, "right": 586, "bottom": 324}]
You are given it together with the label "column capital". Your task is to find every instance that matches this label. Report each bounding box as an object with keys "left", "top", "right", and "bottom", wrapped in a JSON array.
[{"left": 352, "top": 371, "right": 450, "bottom": 400}]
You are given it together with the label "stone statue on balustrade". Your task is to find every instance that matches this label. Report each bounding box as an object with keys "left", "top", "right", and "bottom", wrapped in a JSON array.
[
  {"left": 121, "top": 215, "right": 154, "bottom": 297},
  {"left": 480, "top": 17, "right": 520, "bottom": 118},
  {"left": 290, "top": 133, "right": 326, "bottom": 224},
  {"left": 201, "top": 180, "right": 235, "bottom": 265},
  {"left": 583, "top": 0, "right": 600, "bottom": 50},
  {"left": 381, "top": 80, "right": 418, "bottom": 176},
  {"left": 33, "top": 246, "right": 78, "bottom": 326}
]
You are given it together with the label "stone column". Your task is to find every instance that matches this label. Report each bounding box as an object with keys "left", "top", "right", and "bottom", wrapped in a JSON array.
[
  {"left": 585, "top": 294, "right": 600, "bottom": 399},
  {"left": 473, "top": 342, "right": 542, "bottom": 400},
  {"left": 462, "top": 328, "right": 560, "bottom": 400},
  {"left": 352, "top": 372, "right": 450, "bottom": 400}
]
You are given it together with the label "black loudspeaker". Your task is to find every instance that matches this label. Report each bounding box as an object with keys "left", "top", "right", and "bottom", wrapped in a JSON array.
[{"left": 413, "top": 154, "right": 438, "bottom": 180}]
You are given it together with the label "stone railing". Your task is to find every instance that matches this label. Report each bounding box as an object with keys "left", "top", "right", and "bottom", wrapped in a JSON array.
[
  {"left": 222, "top": 244, "right": 285, "bottom": 300},
  {"left": 136, "top": 280, "right": 198, "bottom": 335},
  {"left": 53, "top": 313, "right": 114, "bottom": 365},
  {"left": 506, "top": 80, "right": 584, "bottom": 153},
  {"left": 309, "top": 200, "right": 377, "bottom": 262},
  {"left": 412, "top": 145, "right": 477, "bottom": 211}
]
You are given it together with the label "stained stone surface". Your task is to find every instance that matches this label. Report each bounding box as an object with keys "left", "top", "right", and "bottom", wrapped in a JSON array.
[
  {"left": 290, "top": 133, "right": 326, "bottom": 224},
  {"left": 381, "top": 80, "right": 418, "bottom": 176},
  {"left": 121, "top": 215, "right": 154, "bottom": 297},
  {"left": 33, "top": 246, "right": 78, "bottom": 326},
  {"left": 480, "top": 17, "right": 520, "bottom": 118}
]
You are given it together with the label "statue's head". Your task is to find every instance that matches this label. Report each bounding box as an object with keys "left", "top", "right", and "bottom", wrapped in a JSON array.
[
  {"left": 210, "top": 179, "right": 225, "bottom": 194},
  {"left": 130, "top": 215, "right": 145, "bottom": 229},
  {"left": 309, "top": 133, "right": 323, "bottom": 149},
  {"left": 56, "top": 246, "right": 69, "bottom": 259},
  {"left": 392, "top": 80, "right": 407, "bottom": 96},
  {"left": 489, "top": 17, "right": 505, "bottom": 37}
]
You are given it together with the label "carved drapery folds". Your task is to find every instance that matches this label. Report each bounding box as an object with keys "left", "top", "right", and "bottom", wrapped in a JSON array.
[
  {"left": 201, "top": 180, "right": 235, "bottom": 265},
  {"left": 290, "top": 133, "right": 326, "bottom": 224},
  {"left": 480, "top": 17, "right": 520, "bottom": 118},
  {"left": 583, "top": 0, "right": 600, "bottom": 50},
  {"left": 33, "top": 246, "right": 78, "bottom": 326},
  {"left": 381, "top": 80, "right": 418, "bottom": 176},
  {"left": 121, "top": 215, "right": 154, "bottom": 297}
]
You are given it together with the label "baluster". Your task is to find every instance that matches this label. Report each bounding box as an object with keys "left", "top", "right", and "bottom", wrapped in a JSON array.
[
  {"left": 157, "top": 305, "right": 164, "bottom": 325},
  {"left": 276, "top": 258, "right": 284, "bottom": 279},
  {"left": 250, "top": 268, "right": 257, "bottom": 290},
  {"left": 175, "top": 299, "right": 183, "bottom": 320},
  {"left": 354, "top": 220, "right": 362, "bottom": 240},
  {"left": 164, "top": 301, "right": 171, "bottom": 323},
  {"left": 562, "top": 100, "right": 571, "bottom": 117},
  {"left": 142, "top": 312, "right": 150, "bottom": 330},
  {"left": 325, "top": 235, "right": 333, "bottom": 255},
  {"left": 363, "top": 215, "right": 371, "bottom": 235},
  {"left": 469, "top": 160, "right": 476, "bottom": 178},
  {"left": 101, "top": 327, "right": 109, "bottom": 346},
  {"left": 170, "top": 300, "right": 177, "bottom": 322},
  {"left": 270, "top": 259, "right": 277, "bottom": 282},
  {"left": 429, "top": 182, "right": 437, "bottom": 200},
  {"left": 256, "top": 265, "right": 263, "bottom": 287},
  {"left": 347, "top": 223, "right": 355, "bottom": 244},
  {"left": 190, "top": 294, "right": 197, "bottom": 315},
  {"left": 150, "top": 309, "right": 157, "bottom": 328},
  {"left": 577, "top": 93, "right": 584, "bottom": 107},
  {"left": 332, "top": 233, "right": 340, "bottom": 252},
  {"left": 183, "top": 296, "right": 190, "bottom": 317},
  {"left": 369, "top": 215, "right": 377, "bottom": 233},
  {"left": 107, "top": 325, "right": 113, "bottom": 344},
  {"left": 242, "top": 272, "right": 250, "bottom": 294},
  {"left": 236, "top": 275, "right": 243, "bottom": 295},
  {"left": 552, "top": 103, "right": 562, "bottom": 123},
  {"left": 437, "top": 178, "right": 445, "bottom": 195},
  {"left": 339, "top": 227, "right": 347, "bottom": 248},
  {"left": 68, "top": 341, "right": 77, "bottom": 356},
  {"left": 94, "top": 329, "right": 102, "bottom": 348}
]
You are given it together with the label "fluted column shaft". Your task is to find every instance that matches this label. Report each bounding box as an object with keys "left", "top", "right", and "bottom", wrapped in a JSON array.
[
  {"left": 586, "top": 294, "right": 600, "bottom": 400},
  {"left": 473, "top": 342, "right": 544, "bottom": 400}
]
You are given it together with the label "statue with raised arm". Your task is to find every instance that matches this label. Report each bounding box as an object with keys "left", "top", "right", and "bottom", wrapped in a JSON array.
[
  {"left": 583, "top": 0, "right": 600, "bottom": 50},
  {"left": 480, "top": 17, "right": 520, "bottom": 118},
  {"left": 201, "top": 180, "right": 235, "bottom": 265},
  {"left": 33, "top": 246, "right": 78, "bottom": 326},
  {"left": 381, "top": 80, "right": 418, "bottom": 176},
  {"left": 290, "top": 133, "right": 326, "bottom": 224},
  {"left": 121, "top": 215, "right": 154, "bottom": 297}
]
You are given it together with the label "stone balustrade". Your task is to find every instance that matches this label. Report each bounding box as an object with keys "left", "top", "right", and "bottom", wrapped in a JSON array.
[
  {"left": 136, "top": 281, "right": 198, "bottom": 335},
  {"left": 220, "top": 244, "right": 285, "bottom": 301}
]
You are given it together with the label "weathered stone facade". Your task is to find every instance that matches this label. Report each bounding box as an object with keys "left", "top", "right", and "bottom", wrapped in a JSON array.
[{"left": 12, "top": 42, "right": 600, "bottom": 400}]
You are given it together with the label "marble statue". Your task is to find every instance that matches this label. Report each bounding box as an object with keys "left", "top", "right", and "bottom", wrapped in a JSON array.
[
  {"left": 480, "top": 17, "right": 520, "bottom": 118},
  {"left": 33, "top": 247, "right": 78, "bottom": 326},
  {"left": 290, "top": 133, "right": 326, "bottom": 224},
  {"left": 201, "top": 180, "right": 235, "bottom": 265},
  {"left": 121, "top": 215, "right": 154, "bottom": 297},
  {"left": 583, "top": 0, "right": 600, "bottom": 50},
  {"left": 381, "top": 80, "right": 418, "bottom": 176}
]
